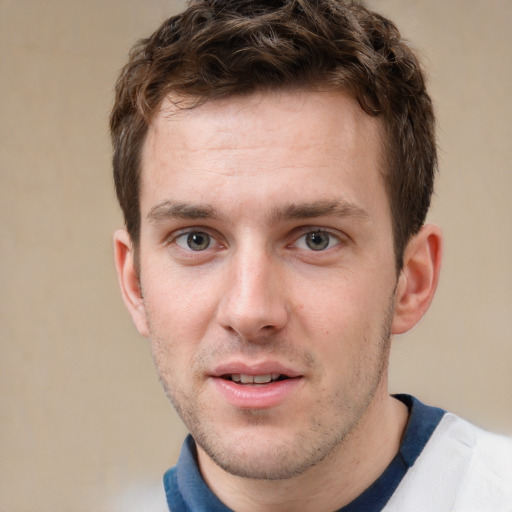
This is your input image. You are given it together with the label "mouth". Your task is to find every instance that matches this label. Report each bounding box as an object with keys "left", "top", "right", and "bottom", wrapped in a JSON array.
[
  {"left": 210, "top": 363, "right": 303, "bottom": 409},
  {"left": 221, "top": 373, "right": 290, "bottom": 385}
]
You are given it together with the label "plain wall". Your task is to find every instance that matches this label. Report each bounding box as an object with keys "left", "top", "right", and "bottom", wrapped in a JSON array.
[{"left": 1, "top": 0, "right": 511, "bottom": 510}]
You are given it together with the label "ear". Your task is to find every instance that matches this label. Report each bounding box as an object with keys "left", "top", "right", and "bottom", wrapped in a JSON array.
[
  {"left": 391, "top": 224, "right": 442, "bottom": 335},
  {"left": 113, "top": 229, "right": 149, "bottom": 338}
]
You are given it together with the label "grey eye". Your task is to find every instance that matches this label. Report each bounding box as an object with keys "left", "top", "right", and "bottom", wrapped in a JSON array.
[
  {"left": 305, "top": 231, "right": 331, "bottom": 251},
  {"left": 187, "top": 232, "right": 211, "bottom": 251},
  {"left": 176, "top": 232, "right": 212, "bottom": 251}
]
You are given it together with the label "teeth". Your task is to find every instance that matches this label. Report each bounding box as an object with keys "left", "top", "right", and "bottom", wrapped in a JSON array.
[
  {"left": 229, "top": 373, "right": 282, "bottom": 384},
  {"left": 253, "top": 374, "right": 272, "bottom": 384}
]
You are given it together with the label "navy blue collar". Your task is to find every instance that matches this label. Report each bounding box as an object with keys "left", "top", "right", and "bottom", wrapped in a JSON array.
[{"left": 164, "top": 395, "right": 445, "bottom": 511}]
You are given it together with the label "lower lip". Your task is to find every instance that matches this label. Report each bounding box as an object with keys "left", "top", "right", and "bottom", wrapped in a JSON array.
[{"left": 211, "top": 377, "right": 303, "bottom": 410}]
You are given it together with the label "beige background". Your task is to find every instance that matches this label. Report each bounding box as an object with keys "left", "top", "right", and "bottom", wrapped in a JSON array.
[{"left": 1, "top": 0, "right": 511, "bottom": 510}]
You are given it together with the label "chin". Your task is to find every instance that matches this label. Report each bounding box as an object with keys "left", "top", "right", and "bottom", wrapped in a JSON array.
[
  {"left": 204, "top": 443, "right": 322, "bottom": 481},
  {"left": 194, "top": 420, "right": 348, "bottom": 481}
]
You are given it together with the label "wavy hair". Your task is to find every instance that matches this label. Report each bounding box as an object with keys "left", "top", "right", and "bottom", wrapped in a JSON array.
[{"left": 110, "top": 0, "right": 436, "bottom": 269}]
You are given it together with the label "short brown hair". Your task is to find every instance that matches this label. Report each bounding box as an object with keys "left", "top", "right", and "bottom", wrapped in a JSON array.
[{"left": 110, "top": 0, "right": 437, "bottom": 269}]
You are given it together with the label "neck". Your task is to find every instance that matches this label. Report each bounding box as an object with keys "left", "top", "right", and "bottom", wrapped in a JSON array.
[{"left": 197, "top": 388, "right": 409, "bottom": 512}]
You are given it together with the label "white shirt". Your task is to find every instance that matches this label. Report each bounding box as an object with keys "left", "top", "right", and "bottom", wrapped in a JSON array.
[{"left": 385, "top": 413, "right": 512, "bottom": 512}]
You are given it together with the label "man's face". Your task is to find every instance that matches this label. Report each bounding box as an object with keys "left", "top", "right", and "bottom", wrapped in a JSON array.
[{"left": 134, "top": 91, "right": 400, "bottom": 479}]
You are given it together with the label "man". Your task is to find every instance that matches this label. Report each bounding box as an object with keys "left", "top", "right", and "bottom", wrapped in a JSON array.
[{"left": 110, "top": 0, "right": 512, "bottom": 510}]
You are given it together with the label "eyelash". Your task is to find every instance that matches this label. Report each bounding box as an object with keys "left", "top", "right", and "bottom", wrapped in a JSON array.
[
  {"left": 165, "top": 227, "right": 346, "bottom": 257},
  {"left": 175, "top": 231, "right": 217, "bottom": 251},
  {"left": 292, "top": 229, "right": 341, "bottom": 252}
]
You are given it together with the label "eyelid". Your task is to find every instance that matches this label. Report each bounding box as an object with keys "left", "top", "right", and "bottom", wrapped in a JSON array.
[
  {"left": 292, "top": 225, "right": 347, "bottom": 242},
  {"left": 164, "top": 227, "right": 223, "bottom": 250},
  {"left": 162, "top": 225, "right": 349, "bottom": 254},
  {"left": 293, "top": 229, "right": 337, "bottom": 250},
  {"left": 175, "top": 231, "right": 212, "bottom": 250}
]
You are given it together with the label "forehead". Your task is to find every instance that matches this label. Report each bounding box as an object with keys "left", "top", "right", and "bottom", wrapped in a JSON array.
[
  {"left": 140, "top": 90, "right": 387, "bottom": 221},
  {"left": 145, "top": 90, "right": 383, "bottom": 159}
]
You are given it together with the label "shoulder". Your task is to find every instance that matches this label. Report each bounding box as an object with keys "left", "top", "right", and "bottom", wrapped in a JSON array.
[
  {"left": 435, "top": 413, "right": 512, "bottom": 478},
  {"left": 385, "top": 413, "right": 512, "bottom": 512},
  {"left": 442, "top": 414, "right": 512, "bottom": 507}
]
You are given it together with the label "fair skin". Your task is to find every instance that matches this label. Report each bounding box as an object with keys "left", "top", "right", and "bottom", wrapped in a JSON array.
[{"left": 115, "top": 90, "right": 442, "bottom": 511}]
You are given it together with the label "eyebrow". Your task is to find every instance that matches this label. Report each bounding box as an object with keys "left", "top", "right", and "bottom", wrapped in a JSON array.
[
  {"left": 147, "top": 199, "right": 369, "bottom": 223},
  {"left": 147, "top": 201, "right": 221, "bottom": 222},
  {"left": 272, "top": 200, "right": 369, "bottom": 223}
]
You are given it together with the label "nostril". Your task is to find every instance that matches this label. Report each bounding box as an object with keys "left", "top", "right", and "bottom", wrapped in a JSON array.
[{"left": 216, "top": 291, "right": 289, "bottom": 340}]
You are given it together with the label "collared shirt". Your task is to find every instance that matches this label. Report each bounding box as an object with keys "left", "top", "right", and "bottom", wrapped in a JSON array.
[{"left": 163, "top": 395, "right": 446, "bottom": 511}]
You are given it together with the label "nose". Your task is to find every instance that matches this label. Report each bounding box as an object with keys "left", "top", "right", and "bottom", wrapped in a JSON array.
[{"left": 216, "top": 246, "right": 289, "bottom": 342}]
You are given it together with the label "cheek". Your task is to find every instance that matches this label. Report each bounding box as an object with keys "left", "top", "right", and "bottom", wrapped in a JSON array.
[
  {"left": 296, "top": 272, "right": 392, "bottom": 356},
  {"left": 142, "top": 263, "right": 220, "bottom": 340},
  {"left": 297, "top": 272, "right": 377, "bottom": 328}
]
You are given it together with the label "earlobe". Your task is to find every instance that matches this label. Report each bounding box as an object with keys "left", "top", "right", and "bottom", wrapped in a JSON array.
[
  {"left": 113, "top": 229, "right": 150, "bottom": 338},
  {"left": 391, "top": 224, "right": 442, "bottom": 335}
]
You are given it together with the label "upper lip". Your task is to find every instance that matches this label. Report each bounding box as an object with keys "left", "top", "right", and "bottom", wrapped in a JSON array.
[{"left": 210, "top": 361, "right": 303, "bottom": 379}]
